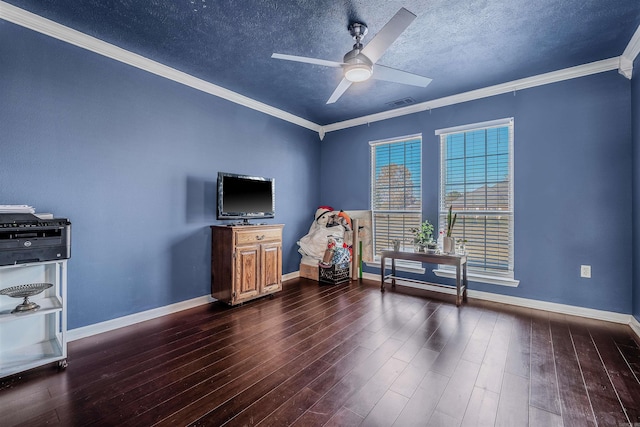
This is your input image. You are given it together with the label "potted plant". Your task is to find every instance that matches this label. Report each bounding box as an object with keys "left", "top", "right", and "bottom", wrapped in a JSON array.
[
  {"left": 444, "top": 205, "right": 457, "bottom": 254},
  {"left": 411, "top": 220, "right": 436, "bottom": 253}
]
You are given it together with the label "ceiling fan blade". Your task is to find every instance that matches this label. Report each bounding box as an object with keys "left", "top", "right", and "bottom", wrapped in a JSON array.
[
  {"left": 271, "top": 53, "right": 343, "bottom": 68},
  {"left": 373, "top": 65, "right": 432, "bottom": 87},
  {"left": 326, "top": 78, "right": 352, "bottom": 104},
  {"left": 361, "top": 8, "right": 416, "bottom": 64}
]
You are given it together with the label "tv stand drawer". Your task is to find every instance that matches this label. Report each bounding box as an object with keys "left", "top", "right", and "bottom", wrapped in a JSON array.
[{"left": 235, "top": 228, "right": 281, "bottom": 245}]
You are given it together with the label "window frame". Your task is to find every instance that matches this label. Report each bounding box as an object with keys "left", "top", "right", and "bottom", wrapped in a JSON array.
[
  {"left": 368, "top": 134, "right": 423, "bottom": 270},
  {"left": 434, "top": 118, "right": 518, "bottom": 286}
]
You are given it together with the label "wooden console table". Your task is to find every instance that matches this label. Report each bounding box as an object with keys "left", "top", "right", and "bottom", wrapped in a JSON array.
[{"left": 380, "top": 250, "right": 468, "bottom": 306}]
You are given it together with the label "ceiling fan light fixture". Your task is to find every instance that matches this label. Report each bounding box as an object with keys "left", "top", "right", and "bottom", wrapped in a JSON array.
[
  {"left": 344, "top": 63, "right": 372, "bottom": 82},
  {"left": 271, "top": 8, "right": 426, "bottom": 103}
]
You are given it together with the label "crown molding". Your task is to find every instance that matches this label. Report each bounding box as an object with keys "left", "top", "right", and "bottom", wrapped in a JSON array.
[
  {"left": 0, "top": 1, "right": 633, "bottom": 139},
  {"left": 620, "top": 24, "right": 640, "bottom": 79},
  {"left": 622, "top": 24, "right": 640, "bottom": 62},
  {"left": 0, "top": 1, "right": 323, "bottom": 135},
  {"left": 619, "top": 57, "right": 634, "bottom": 79},
  {"left": 322, "top": 57, "right": 620, "bottom": 133}
]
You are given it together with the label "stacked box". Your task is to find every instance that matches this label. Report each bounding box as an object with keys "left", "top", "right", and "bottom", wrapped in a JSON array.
[
  {"left": 299, "top": 263, "right": 319, "bottom": 281},
  {"left": 319, "top": 262, "right": 350, "bottom": 284}
]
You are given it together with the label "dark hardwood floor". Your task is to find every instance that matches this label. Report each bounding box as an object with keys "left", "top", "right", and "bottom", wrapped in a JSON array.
[{"left": 1, "top": 278, "right": 640, "bottom": 426}]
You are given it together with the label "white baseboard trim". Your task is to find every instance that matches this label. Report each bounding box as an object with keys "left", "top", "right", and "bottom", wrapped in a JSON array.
[
  {"left": 67, "top": 295, "right": 215, "bottom": 342},
  {"left": 467, "top": 288, "right": 631, "bottom": 324},
  {"left": 68, "top": 274, "right": 301, "bottom": 342},
  {"left": 69, "top": 271, "right": 640, "bottom": 343},
  {"left": 361, "top": 272, "right": 638, "bottom": 335},
  {"left": 283, "top": 271, "right": 299, "bottom": 282},
  {"left": 630, "top": 316, "right": 640, "bottom": 341}
]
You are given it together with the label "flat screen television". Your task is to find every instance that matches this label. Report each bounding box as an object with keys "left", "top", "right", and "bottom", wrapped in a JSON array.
[{"left": 217, "top": 172, "right": 275, "bottom": 223}]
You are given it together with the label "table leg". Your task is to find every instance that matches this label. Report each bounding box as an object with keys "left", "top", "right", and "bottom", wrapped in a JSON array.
[
  {"left": 455, "top": 264, "right": 461, "bottom": 307},
  {"left": 380, "top": 255, "right": 386, "bottom": 292},
  {"left": 463, "top": 262, "right": 468, "bottom": 302},
  {"left": 391, "top": 258, "right": 396, "bottom": 288}
]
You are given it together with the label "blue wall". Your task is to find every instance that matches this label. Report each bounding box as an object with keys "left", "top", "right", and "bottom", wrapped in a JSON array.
[
  {"left": 0, "top": 22, "right": 321, "bottom": 329},
  {"left": 633, "top": 56, "right": 640, "bottom": 323},
  {"left": 2, "top": 19, "right": 637, "bottom": 329},
  {"left": 321, "top": 71, "right": 633, "bottom": 314}
]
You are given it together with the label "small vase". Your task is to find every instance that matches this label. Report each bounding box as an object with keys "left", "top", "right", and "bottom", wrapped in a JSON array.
[{"left": 443, "top": 236, "right": 455, "bottom": 254}]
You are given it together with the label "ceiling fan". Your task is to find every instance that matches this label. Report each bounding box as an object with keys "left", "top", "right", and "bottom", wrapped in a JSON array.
[{"left": 271, "top": 8, "right": 432, "bottom": 104}]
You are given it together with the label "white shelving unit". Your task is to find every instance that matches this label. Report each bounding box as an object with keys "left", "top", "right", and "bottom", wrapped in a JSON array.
[{"left": 0, "top": 260, "right": 67, "bottom": 378}]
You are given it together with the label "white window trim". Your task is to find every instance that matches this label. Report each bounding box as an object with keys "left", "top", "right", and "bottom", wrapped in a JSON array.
[
  {"left": 369, "top": 133, "right": 423, "bottom": 147},
  {"left": 435, "top": 117, "right": 517, "bottom": 286},
  {"left": 435, "top": 117, "right": 513, "bottom": 136},
  {"left": 369, "top": 133, "right": 423, "bottom": 262}
]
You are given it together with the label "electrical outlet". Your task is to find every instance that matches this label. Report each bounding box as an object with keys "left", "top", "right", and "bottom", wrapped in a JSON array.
[{"left": 580, "top": 265, "right": 591, "bottom": 278}]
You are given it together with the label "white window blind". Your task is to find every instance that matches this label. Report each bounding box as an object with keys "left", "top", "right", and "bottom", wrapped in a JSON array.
[
  {"left": 370, "top": 135, "right": 422, "bottom": 258},
  {"left": 437, "top": 119, "right": 514, "bottom": 277}
]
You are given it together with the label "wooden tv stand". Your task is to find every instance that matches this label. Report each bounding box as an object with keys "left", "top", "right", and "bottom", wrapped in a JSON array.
[{"left": 210, "top": 224, "right": 283, "bottom": 305}]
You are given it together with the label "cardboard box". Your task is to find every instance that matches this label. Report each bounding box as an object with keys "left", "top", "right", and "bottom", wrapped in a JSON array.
[{"left": 300, "top": 263, "right": 319, "bottom": 281}]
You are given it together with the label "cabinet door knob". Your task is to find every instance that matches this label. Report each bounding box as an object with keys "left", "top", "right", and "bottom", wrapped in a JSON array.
[{"left": 256, "top": 235, "right": 265, "bottom": 240}]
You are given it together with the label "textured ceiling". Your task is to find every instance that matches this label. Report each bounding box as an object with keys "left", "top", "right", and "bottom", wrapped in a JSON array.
[{"left": 3, "top": 0, "right": 640, "bottom": 125}]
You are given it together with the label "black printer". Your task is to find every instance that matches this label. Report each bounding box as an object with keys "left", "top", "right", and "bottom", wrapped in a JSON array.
[{"left": 0, "top": 213, "right": 71, "bottom": 266}]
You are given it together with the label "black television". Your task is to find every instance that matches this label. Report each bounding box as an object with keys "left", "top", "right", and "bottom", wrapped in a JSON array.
[{"left": 217, "top": 172, "right": 275, "bottom": 223}]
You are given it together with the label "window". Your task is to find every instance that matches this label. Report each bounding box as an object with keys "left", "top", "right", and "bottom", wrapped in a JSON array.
[
  {"left": 436, "top": 118, "right": 516, "bottom": 284},
  {"left": 370, "top": 135, "right": 422, "bottom": 259}
]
